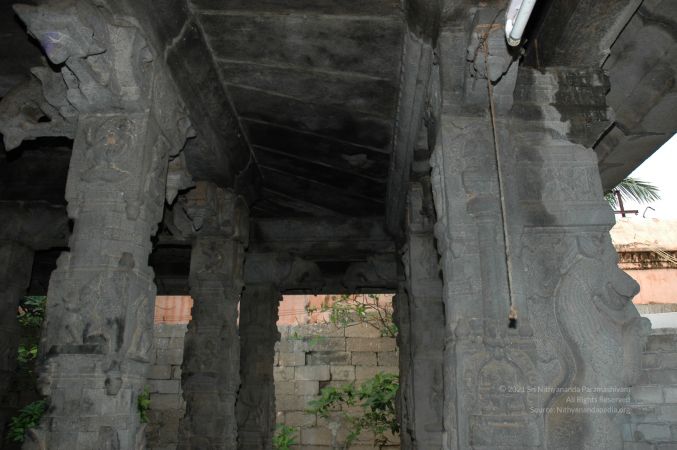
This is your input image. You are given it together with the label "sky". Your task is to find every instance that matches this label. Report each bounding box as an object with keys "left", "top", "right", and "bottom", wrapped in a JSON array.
[{"left": 618, "top": 133, "right": 677, "bottom": 220}]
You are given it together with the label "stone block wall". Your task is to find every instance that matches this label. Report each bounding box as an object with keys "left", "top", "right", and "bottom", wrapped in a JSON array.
[
  {"left": 146, "top": 324, "right": 187, "bottom": 450},
  {"left": 274, "top": 323, "right": 399, "bottom": 449},
  {"left": 626, "top": 328, "right": 677, "bottom": 449},
  {"left": 144, "top": 322, "right": 400, "bottom": 449}
]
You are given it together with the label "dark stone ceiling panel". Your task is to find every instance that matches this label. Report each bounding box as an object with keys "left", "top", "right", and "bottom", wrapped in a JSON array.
[
  {"left": 243, "top": 120, "right": 390, "bottom": 180},
  {"left": 229, "top": 86, "right": 393, "bottom": 149},
  {"left": 197, "top": 12, "right": 403, "bottom": 79},
  {"left": 191, "top": 4, "right": 404, "bottom": 218},
  {"left": 191, "top": 0, "right": 402, "bottom": 17},
  {"left": 254, "top": 147, "right": 386, "bottom": 199},
  {"left": 252, "top": 189, "right": 339, "bottom": 218},
  {"left": 259, "top": 166, "right": 384, "bottom": 217},
  {"left": 217, "top": 60, "right": 399, "bottom": 118}
]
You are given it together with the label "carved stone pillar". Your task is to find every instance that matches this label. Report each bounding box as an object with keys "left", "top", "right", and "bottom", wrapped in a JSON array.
[
  {"left": 430, "top": 18, "right": 649, "bottom": 449},
  {"left": 0, "top": 242, "right": 34, "bottom": 437},
  {"left": 398, "top": 180, "right": 444, "bottom": 449},
  {"left": 237, "top": 283, "right": 281, "bottom": 450},
  {"left": 2, "top": 3, "right": 193, "bottom": 448},
  {"left": 237, "top": 253, "right": 322, "bottom": 448},
  {"left": 176, "top": 183, "right": 249, "bottom": 449}
]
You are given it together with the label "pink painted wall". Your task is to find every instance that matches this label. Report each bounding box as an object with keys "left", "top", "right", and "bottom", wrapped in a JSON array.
[{"left": 625, "top": 269, "right": 677, "bottom": 304}]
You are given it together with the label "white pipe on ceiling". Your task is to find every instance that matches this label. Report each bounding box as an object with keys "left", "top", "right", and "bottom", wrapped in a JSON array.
[{"left": 505, "top": 0, "right": 538, "bottom": 47}]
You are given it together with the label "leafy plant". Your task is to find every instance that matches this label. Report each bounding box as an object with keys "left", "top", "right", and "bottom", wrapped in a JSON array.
[
  {"left": 307, "top": 372, "right": 399, "bottom": 448},
  {"left": 323, "top": 294, "right": 397, "bottom": 338},
  {"left": 7, "top": 400, "right": 47, "bottom": 443},
  {"left": 273, "top": 424, "right": 298, "bottom": 450},
  {"left": 17, "top": 344, "right": 38, "bottom": 365},
  {"left": 605, "top": 177, "right": 660, "bottom": 209},
  {"left": 138, "top": 387, "right": 151, "bottom": 424},
  {"left": 17, "top": 296, "right": 47, "bottom": 328}
]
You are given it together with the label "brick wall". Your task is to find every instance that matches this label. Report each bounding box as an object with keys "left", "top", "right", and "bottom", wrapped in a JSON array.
[
  {"left": 275, "top": 323, "right": 399, "bottom": 449},
  {"left": 626, "top": 328, "right": 677, "bottom": 449}
]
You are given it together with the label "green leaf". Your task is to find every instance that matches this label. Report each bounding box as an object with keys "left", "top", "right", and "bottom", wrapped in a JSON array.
[
  {"left": 138, "top": 387, "right": 151, "bottom": 424},
  {"left": 606, "top": 177, "right": 660, "bottom": 209},
  {"left": 273, "top": 424, "right": 298, "bottom": 449},
  {"left": 8, "top": 400, "right": 47, "bottom": 443}
]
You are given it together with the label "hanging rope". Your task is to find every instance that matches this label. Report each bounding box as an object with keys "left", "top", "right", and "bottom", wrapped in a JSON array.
[{"left": 480, "top": 25, "right": 519, "bottom": 328}]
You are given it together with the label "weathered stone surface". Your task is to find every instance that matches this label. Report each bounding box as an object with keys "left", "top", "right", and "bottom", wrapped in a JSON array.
[
  {"left": 177, "top": 183, "right": 248, "bottom": 450},
  {"left": 1, "top": 2, "right": 193, "bottom": 447},
  {"left": 430, "top": 28, "right": 650, "bottom": 446},
  {"left": 396, "top": 180, "right": 444, "bottom": 449},
  {"left": 237, "top": 283, "right": 280, "bottom": 450}
]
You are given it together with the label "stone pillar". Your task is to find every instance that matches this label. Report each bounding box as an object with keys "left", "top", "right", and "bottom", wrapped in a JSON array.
[
  {"left": 0, "top": 242, "right": 34, "bottom": 438},
  {"left": 237, "top": 283, "right": 281, "bottom": 450},
  {"left": 177, "top": 183, "right": 249, "bottom": 449},
  {"left": 397, "top": 180, "right": 444, "bottom": 449},
  {"left": 33, "top": 115, "right": 170, "bottom": 450},
  {"left": 430, "top": 20, "right": 649, "bottom": 449},
  {"left": 237, "top": 253, "right": 323, "bottom": 448},
  {"left": 3, "top": 4, "right": 193, "bottom": 448}
]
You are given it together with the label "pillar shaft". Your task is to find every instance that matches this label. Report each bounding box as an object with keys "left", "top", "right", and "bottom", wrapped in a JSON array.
[
  {"left": 7, "top": 3, "right": 192, "bottom": 446},
  {"left": 0, "top": 242, "right": 34, "bottom": 438},
  {"left": 237, "top": 283, "right": 281, "bottom": 450},
  {"left": 430, "top": 64, "right": 648, "bottom": 449},
  {"left": 29, "top": 111, "right": 172, "bottom": 449},
  {"left": 177, "top": 184, "right": 249, "bottom": 449},
  {"left": 398, "top": 181, "right": 444, "bottom": 449}
]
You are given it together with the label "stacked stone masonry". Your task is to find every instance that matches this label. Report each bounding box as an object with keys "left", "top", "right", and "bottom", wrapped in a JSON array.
[
  {"left": 275, "top": 323, "right": 399, "bottom": 450},
  {"left": 146, "top": 324, "right": 187, "bottom": 450},
  {"left": 625, "top": 328, "right": 677, "bottom": 449},
  {"left": 144, "top": 322, "right": 400, "bottom": 449}
]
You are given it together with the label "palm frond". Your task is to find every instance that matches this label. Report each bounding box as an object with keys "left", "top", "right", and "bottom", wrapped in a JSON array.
[{"left": 606, "top": 177, "right": 660, "bottom": 209}]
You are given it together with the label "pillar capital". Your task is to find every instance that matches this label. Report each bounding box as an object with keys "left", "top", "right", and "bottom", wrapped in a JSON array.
[{"left": 174, "top": 181, "right": 249, "bottom": 241}]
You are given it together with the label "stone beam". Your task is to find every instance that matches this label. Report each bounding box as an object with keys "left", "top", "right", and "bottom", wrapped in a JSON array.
[
  {"left": 2, "top": 2, "right": 194, "bottom": 447},
  {"left": 595, "top": 1, "right": 677, "bottom": 190},
  {"left": 248, "top": 217, "right": 396, "bottom": 261},
  {"left": 384, "top": 0, "right": 442, "bottom": 236},
  {"left": 175, "top": 182, "right": 248, "bottom": 449}
]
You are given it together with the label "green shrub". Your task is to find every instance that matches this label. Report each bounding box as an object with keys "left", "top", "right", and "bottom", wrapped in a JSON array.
[
  {"left": 307, "top": 372, "right": 399, "bottom": 448},
  {"left": 8, "top": 400, "right": 47, "bottom": 443},
  {"left": 17, "top": 296, "right": 46, "bottom": 328},
  {"left": 17, "top": 344, "right": 38, "bottom": 365},
  {"left": 138, "top": 387, "right": 151, "bottom": 424},
  {"left": 273, "top": 424, "right": 298, "bottom": 450}
]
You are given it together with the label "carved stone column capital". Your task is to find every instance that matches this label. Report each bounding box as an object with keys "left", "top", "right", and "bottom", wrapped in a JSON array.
[{"left": 175, "top": 181, "right": 249, "bottom": 241}]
